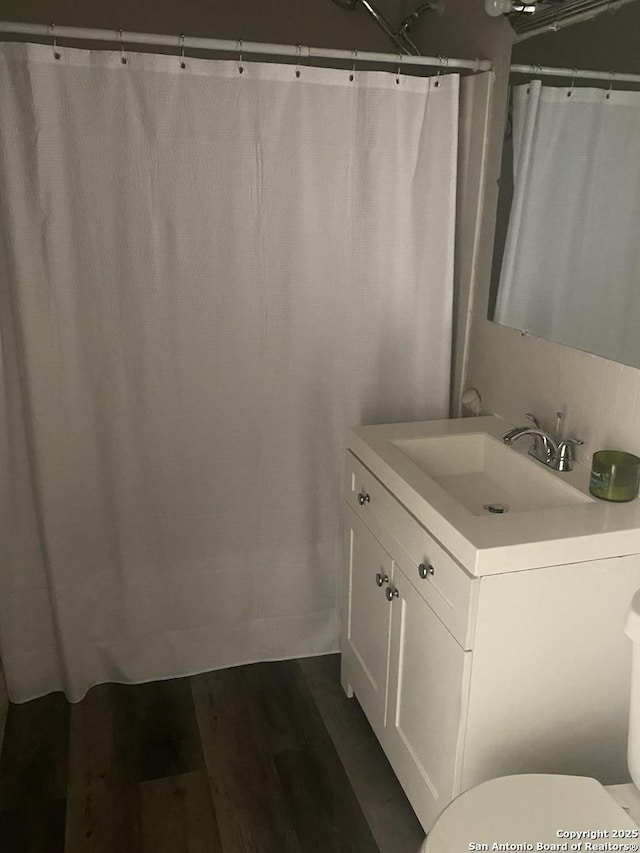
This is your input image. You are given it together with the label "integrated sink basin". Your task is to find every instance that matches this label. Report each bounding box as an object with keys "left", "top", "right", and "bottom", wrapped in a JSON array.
[
  {"left": 348, "top": 415, "right": 640, "bottom": 575},
  {"left": 390, "top": 432, "right": 592, "bottom": 516}
]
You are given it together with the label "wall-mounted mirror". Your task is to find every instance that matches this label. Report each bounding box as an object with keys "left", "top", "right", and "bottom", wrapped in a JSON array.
[{"left": 488, "top": 1, "right": 640, "bottom": 368}]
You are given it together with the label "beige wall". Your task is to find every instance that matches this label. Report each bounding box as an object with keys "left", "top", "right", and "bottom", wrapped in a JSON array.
[
  {"left": 0, "top": 0, "right": 514, "bottom": 73},
  {"left": 466, "top": 322, "right": 640, "bottom": 468},
  {"left": 0, "top": 0, "right": 392, "bottom": 50},
  {"left": 513, "top": 1, "right": 640, "bottom": 74},
  {"left": 463, "top": 4, "right": 640, "bottom": 468},
  {"left": 0, "top": 0, "right": 510, "bottom": 60}
]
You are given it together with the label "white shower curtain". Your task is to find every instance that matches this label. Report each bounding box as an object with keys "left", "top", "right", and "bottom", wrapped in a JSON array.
[
  {"left": 494, "top": 80, "right": 640, "bottom": 364},
  {"left": 0, "top": 43, "right": 457, "bottom": 703}
]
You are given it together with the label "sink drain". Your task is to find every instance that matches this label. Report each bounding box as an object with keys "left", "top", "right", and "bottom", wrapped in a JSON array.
[{"left": 483, "top": 503, "right": 509, "bottom": 514}]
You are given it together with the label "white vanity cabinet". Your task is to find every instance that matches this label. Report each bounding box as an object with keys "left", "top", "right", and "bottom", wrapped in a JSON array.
[
  {"left": 343, "top": 507, "right": 395, "bottom": 734},
  {"left": 383, "top": 560, "right": 472, "bottom": 828},
  {"left": 344, "top": 505, "right": 472, "bottom": 826},
  {"left": 342, "top": 451, "right": 475, "bottom": 830},
  {"left": 341, "top": 448, "right": 640, "bottom": 832}
]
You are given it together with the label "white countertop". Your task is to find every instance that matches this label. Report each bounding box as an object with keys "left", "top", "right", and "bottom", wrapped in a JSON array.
[{"left": 348, "top": 415, "right": 640, "bottom": 576}]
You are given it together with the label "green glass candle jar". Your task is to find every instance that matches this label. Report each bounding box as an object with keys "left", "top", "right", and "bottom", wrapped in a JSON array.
[{"left": 589, "top": 450, "right": 640, "bottom": 502}]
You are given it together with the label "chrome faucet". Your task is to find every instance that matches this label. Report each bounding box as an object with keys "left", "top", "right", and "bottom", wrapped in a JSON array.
[{"left": 503, "top": 413, "right": 583, "bottom": 472}]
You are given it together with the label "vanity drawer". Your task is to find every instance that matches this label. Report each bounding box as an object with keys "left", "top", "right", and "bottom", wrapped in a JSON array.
[{"left": 346, "top": 451, "right": 477, "bottom": 649}]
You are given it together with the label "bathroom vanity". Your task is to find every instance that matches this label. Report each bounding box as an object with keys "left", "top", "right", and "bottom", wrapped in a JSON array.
[{"left": 341, "top": 416, "right": 640, "bottom": 832}]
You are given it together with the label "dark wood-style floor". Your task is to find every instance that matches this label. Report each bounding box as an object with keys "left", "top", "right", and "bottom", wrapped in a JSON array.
[{"left": 0, "top": 655, "right": 424, "bottom": 853}]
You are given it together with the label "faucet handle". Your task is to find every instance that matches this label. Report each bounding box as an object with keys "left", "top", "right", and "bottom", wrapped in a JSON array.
[
  {"left": 524, "top": 413, "right": 544, "bottom": 457},
  {"left": 558, "top": 437, "right": 584, "bottom": 450},
  {"left": 556, "top": 438, "right": 584, "bottom": 472}
]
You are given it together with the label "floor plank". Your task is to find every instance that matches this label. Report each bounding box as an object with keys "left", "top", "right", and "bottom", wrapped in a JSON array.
[
  {"left": 192, "top": 660, "right": 380, "bottom": 852},
  {"left": 65, "top": 683, "right": 141, "bottom": 853},
  {"left": 298, "top": 655, "right": 425, "bottom": 853},
  {"left": 0, "top": 692, "right": 69, "bottom": 808},
  {"left": 0, "top": 799, "right": 66, "bottom": 853},
  {"left": 0, "top": 692, "right": 69, "bottom": 852},
  {"left": 139, "top": 771, "right": 223, "bottom": 853},
  {"left": 247, "top": 660, "right": 380, "bottom": 852},
  {"left": 128, "top": 678, "right": 205, "bottom": 782},
  {"left": 192, "top": 665, "right": 303, "bottom": 853},
  {"left": 275, "top": 744, "right": 379, "bottom": 852}
]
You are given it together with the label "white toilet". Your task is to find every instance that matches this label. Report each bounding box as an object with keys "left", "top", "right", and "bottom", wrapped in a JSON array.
[{"left": 419, "top": 589, "right": 640, "bottom": 852}]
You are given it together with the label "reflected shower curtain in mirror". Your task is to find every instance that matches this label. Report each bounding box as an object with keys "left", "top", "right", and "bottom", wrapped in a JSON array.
[
  {"left": 494, "top": 80, "right": 640, "bottom": 364},
  {"left": 0, "top": 43, "right": 457, "bottom": 702}
]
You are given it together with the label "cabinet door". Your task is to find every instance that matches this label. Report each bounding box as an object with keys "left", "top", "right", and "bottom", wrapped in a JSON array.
[
  {"left": 342, "top": 507, "right": 394, "bottom": 734},
  {"left": 385, "top": 567, "right": 472, "bottom": 832}
]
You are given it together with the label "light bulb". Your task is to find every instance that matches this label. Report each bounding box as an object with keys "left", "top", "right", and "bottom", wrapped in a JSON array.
[{"left": 484, "top": 0, "right": 512, "bottom": 16}]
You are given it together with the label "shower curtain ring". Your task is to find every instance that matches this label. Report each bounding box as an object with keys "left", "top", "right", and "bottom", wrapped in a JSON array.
[
  {"left": 295, "top": 43, "right": 302, "bottom": 78},
  {"left": 396, "top": 54, "right": 403, "bottom": 85},
  {"left": 567, "top": 68, "right": 577, "bottom": 96},
  {"left": 50, "top": 23, "right": 60, "bottom": 60},
  {"left": 237, "top": 39, "right": 244, "bottom": 74},
  {"left": 119, "top": 29, "right": 127, "bottom": 65},
  {"left": 434, "top": 55, "right": 446, "bottom": 87},
  {"left": 349, "top": 48, "right": 357, "bottom": 82},
  {"left": 179, "top": 33, "right": 186, "bottom": 70},
  {"left": 607, "top": 70, "right": 615, "bottom": 99}
]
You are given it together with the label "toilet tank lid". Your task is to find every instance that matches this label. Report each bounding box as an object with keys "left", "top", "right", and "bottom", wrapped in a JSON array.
[{"left": 625, "top": 589, "right": 640, "bottom": 643}]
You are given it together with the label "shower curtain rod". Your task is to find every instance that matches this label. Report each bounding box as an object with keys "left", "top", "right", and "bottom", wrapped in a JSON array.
[
  {"left": 511, "top": 63, "right": 640, "bottom": 85},
  {"left": 0, "top": 21, "right": 491, "bottom": 73}
]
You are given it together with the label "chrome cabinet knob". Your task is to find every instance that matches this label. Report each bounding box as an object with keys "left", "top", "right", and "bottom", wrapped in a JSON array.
[
  {"left": 385, "top": 586, "right": 399, "bottom": 602},
  {"left": 418, "top": 562, "right": 435, "bottom": 579},
  {"left": 375, "top": 572, "right": 389, "bottom": 587},
  {"left": 357, "top": 492, "right": 371, "bottom": 506}
]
